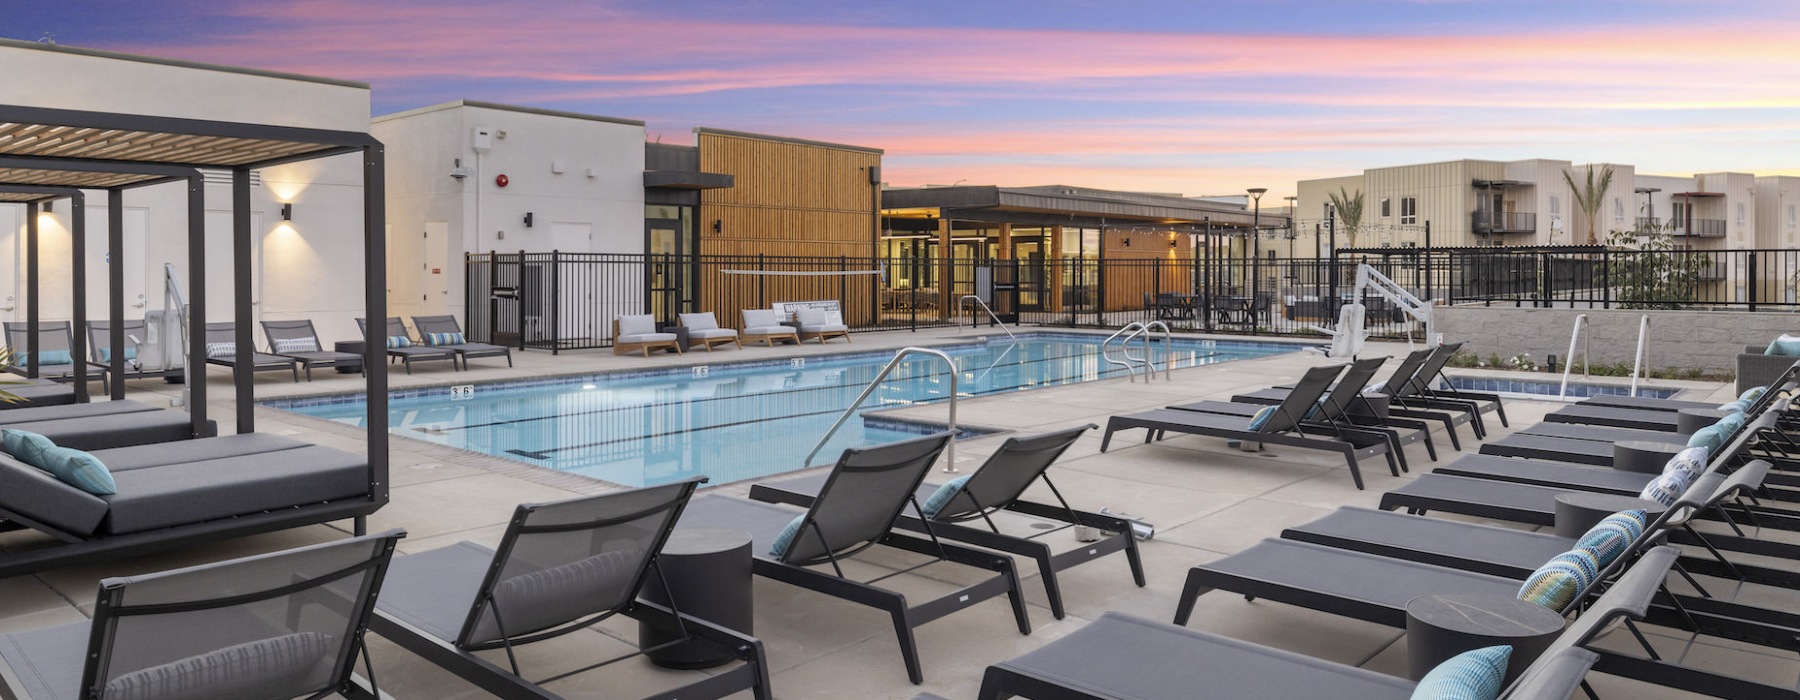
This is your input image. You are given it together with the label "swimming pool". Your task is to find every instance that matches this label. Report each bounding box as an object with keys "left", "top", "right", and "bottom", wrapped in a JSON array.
[
  {"left": 268, "top": 333, "right": 1307, "bottom": 487},
  {"left": 1446, "top": 376, "right": 1681, "bottom": 400}
]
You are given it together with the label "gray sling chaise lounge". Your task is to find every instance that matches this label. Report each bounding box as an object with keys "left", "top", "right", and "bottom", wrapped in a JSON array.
[
  {"left": 1246, "top": 348, "right": 1469, "bottom": 450},
  {"left": 980, "top": 546, "right": 1675, "bottom": 700},
  {"left": 1578, "top": 363, "right": 1799, "bottom": 412},
  {"left": 0, "top": 399, "right": 210, "bottom": 450},
  {"left": 261, "top": 318, "right": 363, "bottom": 379},
  {"left": 369, "top": 478, "right": 773, "bottom": 700},
  {"left": 412, "top": 314, "right": 513, "bottom": 369},
  {"left": 202, "top": 322, "right": 299, "bottom": 382},
  {"left": 0, "top": 431, "right": 383, "bottom": 578},
  {"left": 0, "top": 530, "right": 404, "bottom": 700},
  {"left": 3, "top": 321, "right": 106, "bottom": 385},
  {"left": 1101, "top": 364, "right": 1400, "bottom": 490},
  {"left": 676, "top": 432, "right": 1033, "bottom": 684},
  {"left": 1385, "top": 342, "right": 1505, "bottom": 435},
  {"left": 748, "top": 424, "right": 1144, "bottom": 621},
  {"left": 1171, "top": 355, "right": 1433, "bottom": 467},
  {"left": 358, "top": 317, "right": 456, "bottom": 374}
]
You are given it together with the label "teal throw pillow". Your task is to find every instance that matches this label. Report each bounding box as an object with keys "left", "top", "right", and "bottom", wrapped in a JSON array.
[
  {"left": 37, "top": 445, "right": 115, "bottom": 495},
  {"left": 386, "top": 335, "right": 412, "bottom": 349},
  {"left": 1248, "top": 405, "right": 1277, "bottom": 431},
  {"left": 1768, "top": 335, "right": 1800, "bottom": 356},
  {"left": 1574, "top": 509, "right": 1648, "bottom": 569},
  {"left": 18, "top": 349, "right": 73, "bottom": 366},
  {"left": 1715, "top": 411, "right": 1746, "bottom": 436},
  {"left": 1661, "top": 446, "right": 1708, "bottom": 480},
  {"left": 97, "top": 346, "right": 138, "bottom": 363},
  {"left": 769, "top": 514, "right": 807, "bottom": 558},
  {"left": 1685, "top": 426, "right": 1723, "bottom": 454},
  {"left": 920, "top": 475, "right": 971, "bottom": 519},
  {"left": 423, "top": 332, "right": 465, "bottom": 346},
  {"left": 1639, "top": 468, "right": 1692, "bottom": 506},
  {"left": 1409, "top": 645, "right": 1511, "bottom": 700},
  {"left": 2, "top": 429, "right": 58, "bottom": 469},
  {"left": 1518, "top": 548, "right": 1601, "bottom": 613}
]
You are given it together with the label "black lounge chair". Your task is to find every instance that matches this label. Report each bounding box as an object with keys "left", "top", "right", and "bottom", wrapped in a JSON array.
[
  {"left": 1172, "top": 355, "right": 1434, "bottom": 466},
  {"left": 1243, "top": 348, "right": 1468, "bottom": 450},
  {"left": 1386, "top": 342, "right": 1504, "bottom": 436},
  {"left": 0, "top": 399, "right": 211, "bottom": 450},
  {"left": 0, "top": 530, "right": 403, "bottom": 700},
  {"left": 0, "top": 430, "right": 382, "bottom": 578},
  {"left": 1410, "top": 341, "right": 1510, "bottom": 425},
  {"left": 201, "top": 321, "right": 299, "bottom": 382},
  {"left": 1101, "top": 364, "right": 1400, "bottom": 490},
  {"left": 412, "top": 314, "right": 513, "bottom": 369},
  {"left": 261, "top": 318, "right": 363, "bottom": 379},
  {"left": 677, "top": 432, "right": 1033, "bottom": 684},
  {"left": 1579, "top": 363, "right": 1800, "bottom": 412},
  {"left": 982, "top": 547, "right": 1675, "bottom": 700},
  {"left": 2, "top": 321, "right": 107, "bottom": 385},
  {"left": 368, "top": 478, "right": 773, "bottom": 700},
  {"left": 357, "top": 316, "right": 455, "bottom": 374},
  {"left": 748, "top": 424, "right": 1144, "bottom": 620},
  {"left": 1544, "top": 375, "right": 1796, "bottom": 433}
]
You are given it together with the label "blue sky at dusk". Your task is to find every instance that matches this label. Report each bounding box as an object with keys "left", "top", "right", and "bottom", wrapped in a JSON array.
[{"left": 9, "top": 0, "right": 1799, "bottom": 197}]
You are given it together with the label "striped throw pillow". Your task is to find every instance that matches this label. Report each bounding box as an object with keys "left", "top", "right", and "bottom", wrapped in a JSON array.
[
  {"left": 1518, "top": 548, "right": 1601, "bottom": 613},
  {"left": 1574, "top": 510, "right": 1647, "bottom": 568},
  {"left": 1410, "top": 645, "right": 1511, "bottom": 700},
  {"left": 386, "top": 335, "right": 412, "bottom": 349},
  {"left": 271, "top": 337, "right": 320, "bottom": 354},
  {"left": 423, "top": 332, "right": 465, "bottom": 346},
  {"left": 1639, "top": 468, "right": 1692, "bottom": 507},
  {"left": 204, "top": 341, "right": 236, "bottom": 358}
]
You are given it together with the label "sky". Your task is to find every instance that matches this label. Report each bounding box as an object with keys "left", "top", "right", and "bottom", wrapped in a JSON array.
[{"left": 8, "top": 0, "right": 1800, "bottom": 198}]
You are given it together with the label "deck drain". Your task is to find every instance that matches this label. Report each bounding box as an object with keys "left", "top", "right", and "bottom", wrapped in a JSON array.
[{"left": 1029, "top": 523, "right": 1056, "bottom": 530}]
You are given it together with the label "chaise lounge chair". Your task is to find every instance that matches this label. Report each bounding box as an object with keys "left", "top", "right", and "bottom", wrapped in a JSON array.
[
  {"left": 202, "top": 322, "right": 300, "bottom": 382},
  {"left": 0, "top": 530, "right": 404, "bottom": 700},
  {"left": 368, "top": 478, "right": 773, "bottom": 700},
  {"left": 0, "top": 399, "right": 211, "bottom": 450},
  {"left": 677, "top": 311, "right": 741, "bottom": 351},
  {"left": 612, "top": 314, "right": 681, "bottom": 356},
  {"left": 3, "top": 321, "right": 107, "bottom": 385},
  {"left": 1387, "top": 342, "right": 1505, "bottom": 435},
  {"left": 748, "top": 424, "right": 1144, "bottom": 620},
  {"left": 1100, "top": 364, "right": 1400, "bottom": 489},
  {"left": 1241, "top": 348, "right": 1469, "bottom": 450},
  {"left": 358, "top": 317, "right": 456, "bottom": 373},
  {"left": 980, "top": 545, "right": 1675, "bottom": 700},
  {"left": 1172, "top": 355, "right": 1434, "bottom": 467},
  {"left": 260, "top": 318, "right": 364, "bottom": 379},
  {"left": 676, "top": 432, "right": 1033, "bottom": 684},
  {"left": 412, "top": 314, "right": 513, "bottom": 368},
  {"left": 741, "top": 308, "right": 798, "bottom": 347}
]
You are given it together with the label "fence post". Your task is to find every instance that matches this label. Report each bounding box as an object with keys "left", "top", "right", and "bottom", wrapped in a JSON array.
[
  {"left": 1748, "top": 250, "right": 1759, "bottom": 312},
  {"left": 1539, "top": 252, "right": 1552, "bottom": 308},
  {"left": 839, "top": 255, "right": 849, "bottom": 321},
  {"left": 757, "top": 253, "right": 766, "bottom": 308},
  {"left": 549, "top": 250, "right": 560, "bottom": 355},
  {"left": 1203, "top": 219, "right": 1214, "bottom": 332},
  {"left": 1602, "top": 248, "right": 1611, "bottom": 309},
  {"left": 516, "top": 250, "right": 528, "bottom": 351}
]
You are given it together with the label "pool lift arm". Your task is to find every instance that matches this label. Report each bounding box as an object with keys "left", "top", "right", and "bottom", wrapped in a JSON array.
[{"left": 1309, "top": 263, "right": 1436, "bottom": 356}]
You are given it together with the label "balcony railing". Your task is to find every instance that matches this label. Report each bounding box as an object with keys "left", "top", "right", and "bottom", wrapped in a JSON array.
[
  {"left": 1634, "top": 217, "right": 1661, "bottom": 231},
  {"left": 1670, "top": 218, "right": 1727, "bottom": 237},
  {"left": 1471, "top": 211, "right": 1537, "bottom": 234}
]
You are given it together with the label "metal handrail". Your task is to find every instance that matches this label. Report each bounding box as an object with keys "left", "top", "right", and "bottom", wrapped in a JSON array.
[
  {"left": 1630, "top": 314, "right": 1651, "bottom": 397},
  {"left": 957, "top": 295, "right": 1017, "bottom": 341},
  {"left": 1557, "top": 314, "right": 1590, "bottom": 400},
  {"left": 1101, "top": 322, "right": 1147, "bottom": 380},
  {"left": 1123, "top": 321, "right": 1173, "bottom": 381},
  {"left": 804, "top": 346, "right": 962, "bottom": 473}
]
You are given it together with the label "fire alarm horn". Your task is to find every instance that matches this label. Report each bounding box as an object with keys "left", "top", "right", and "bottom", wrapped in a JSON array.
[{"left": 495, "top": 174, "right": 510, "bottom": 187}]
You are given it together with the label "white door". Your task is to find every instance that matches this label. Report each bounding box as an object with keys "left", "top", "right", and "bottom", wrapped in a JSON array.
[
  {"left": 201, "top": 210, "right": 263, "bottom": 324},
  {"left": 425, "top": 221, "right": 450, "bottom": 314},
  {"left": 83, "top": 206, "right": 148, "bottom": 320},
  {"left": 0, "top": 205, "right": 17, "bottom": 322}
]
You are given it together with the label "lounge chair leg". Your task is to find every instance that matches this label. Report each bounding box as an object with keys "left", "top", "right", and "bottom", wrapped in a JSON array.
[
  {"left": 1173, "top": 569, "right": 1211, "bottom": 626},
  {"left": 1494, "top": 400, "right": 1509, "bottom": 427},
  {"left": 1340, "top": 446, "right": 1366, "bottom": 490},
  {"left": 1123, "top": 535, "right": 1147, "bottom": 587},
  {"left": 889, "top": 606, "right": 924, "bottom": 684},
  {"left": 353, "top": 515, "right": 367, "bottom": 536},
  {"left": 1033, "top": 551, "right": 1067, "bottom": 619},
  {"left": 1001, "top": 560, "right": 1032, "bottom": 634}
]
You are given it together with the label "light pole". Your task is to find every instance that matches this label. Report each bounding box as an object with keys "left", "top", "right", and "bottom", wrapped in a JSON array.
[{"left": 1248, "top": 187, "right": 1266, "bottom": 312}]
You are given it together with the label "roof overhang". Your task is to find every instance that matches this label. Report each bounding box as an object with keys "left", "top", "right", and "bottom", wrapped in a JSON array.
[
  {"left": 882, "top": 185, "right": 1278, "bottom": 229},
  {"left": 1472, "top": 179, "right": 1533, "bottom": 189},
  {"left": 643, "top": 170, "right": 734, "bottom": 190},
  {"left": 1673, "top": 191, "right": 1725, "bottom": 198}
]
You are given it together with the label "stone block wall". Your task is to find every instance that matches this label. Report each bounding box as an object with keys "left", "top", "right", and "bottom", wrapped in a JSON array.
[{"left": 1434, "top": 305, "right": 1800, "bottom": 375}]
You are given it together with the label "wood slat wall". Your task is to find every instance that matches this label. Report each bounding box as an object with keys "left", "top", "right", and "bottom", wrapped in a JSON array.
[{"left": 697, "top": 131, "right": 880, "bottom": 259}]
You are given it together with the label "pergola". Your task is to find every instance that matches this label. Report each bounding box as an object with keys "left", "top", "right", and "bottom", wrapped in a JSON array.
[{"left": 0, "top": 102, "right": 389, "bottom": 526}]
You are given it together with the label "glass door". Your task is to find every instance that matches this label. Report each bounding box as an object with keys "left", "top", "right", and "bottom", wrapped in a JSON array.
[
  {"left": 645, "top": 217, "right": 683, "bottom": 323},
  {"left": 1013, "top": 238, "right": 1045, "bottom": 311}
]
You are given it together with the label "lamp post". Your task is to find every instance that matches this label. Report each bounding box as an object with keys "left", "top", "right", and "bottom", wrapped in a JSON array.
[{"left": 1248, "top": 187, "right": 1266, "bottom": 311}]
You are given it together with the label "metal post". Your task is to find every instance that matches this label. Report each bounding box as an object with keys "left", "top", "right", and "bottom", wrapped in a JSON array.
[
  {"left": 24, "top": 202, "right": 37, "bottom": 379},
  {"left": 515, "top": 249, "right": 527, "bottom": 350},
  {"left": 1202, "top": 218, "right": 1213, "bottom": 332},
  {"left": 1748, "top": 250, "right": 1759, "bottom": 312},
  {"left": 68, "top": 193, "right": 88, "bottom": 402},
  {"left": 1422, "top": 221, "right": 1432, "bottom": 304},
  {"left": 186, "top": 174, "right": 208, "bottom": 435},
  {"left": 550, "top": 250, "right": 560, "bottom": 355},
  {"left": 1326, "top": 209, "right": 1338, "bottom": 310},
  {"left": 108, "top": 189, "right": 125, "bottom": 400},
  {"left": 232, "top": 168, "right": 254, "bottom": 434},
  {"left": 363, "top": 145, "right": 390, "bottom": 513}
]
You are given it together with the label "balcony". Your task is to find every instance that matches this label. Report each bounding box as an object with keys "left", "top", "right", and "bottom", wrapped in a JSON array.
[
  {"left": 1670, "top": 218, "right": 1726, "bottom": 237},
  {"left": 1634, "top": 217, "right": 1661, "bottom": 231},
  {"left": 1471, "top": 211, "right": 1537, "bottom": 234}
]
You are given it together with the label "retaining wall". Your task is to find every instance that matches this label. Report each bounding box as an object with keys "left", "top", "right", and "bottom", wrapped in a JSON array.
[{"left": 1434, "top": 305, "right": 1800, "bottom": 375}]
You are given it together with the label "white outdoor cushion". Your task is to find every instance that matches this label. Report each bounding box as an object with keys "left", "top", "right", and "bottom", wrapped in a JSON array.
[
  {"left": 690, "top": 328, "right": 738, "bottom": 340},
  {"left": 747, "top": 325, "right": 796, "bottom": 336},
  {"left": 743, "top": 309, "right": 782, "bottom": 328},
  {"left": 678, "top": 312, "right": 720, "bottom": 331},
  {"left": 617, "top": 333, "right": 677, "bottom": 344},
  {"left": 800, "top": 322, "right": 849, "bottom": 333},
  {"left": 617, "top": 314, "right": 657, "bottom": 336},
  {"left": 797, "top": 307, "right": 828, "bottom": 325}
]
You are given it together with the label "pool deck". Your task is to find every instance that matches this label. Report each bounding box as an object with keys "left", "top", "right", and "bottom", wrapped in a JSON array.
[{"left": 0, "top": 326, "right": 1781, "bottom": 699}]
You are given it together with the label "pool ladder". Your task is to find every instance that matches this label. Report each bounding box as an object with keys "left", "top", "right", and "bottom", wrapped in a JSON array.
[
  {"left": 1557, "top": 313, "right": 1651, "bottom": 400},
  {"left": 1556, "top": 314, "right": 1590, "bottom": 400},
  {"left": 1102, "top": 321, "right": 1171, "bottom": 382},
  {"left": 805, "top": 346, "right": 963, "bottom": 473},
  {"left": 957, "top": 295, "right": 1017, "bottom": 341}
]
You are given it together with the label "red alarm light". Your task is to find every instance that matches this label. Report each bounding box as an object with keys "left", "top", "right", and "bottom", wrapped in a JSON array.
[{"left": 495, "top": 174, "right": 510, "bottom": 187}]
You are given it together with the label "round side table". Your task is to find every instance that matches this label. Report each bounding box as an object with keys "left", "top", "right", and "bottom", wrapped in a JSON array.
[
  {"left": 1553, "top": 492, "right": 1668, "bottom": 539},
  {"left": 1676, "top": 408, "right": 1727, "bottom": 435},
  {"left": 1406, "top": 593, "right": 1565, "bottom": 684},
  {"left": 638, "top": 527, "right": 754, "bottom": 669},
  {"left": 1612, "top": 440, "right": 1684, "bottom": 474}
]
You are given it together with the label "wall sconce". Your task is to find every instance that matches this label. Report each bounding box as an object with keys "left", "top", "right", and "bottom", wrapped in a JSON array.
[
  {"left": 1169, "top": 236, "right": 1179, "bottom": 249},
  {"left": 523, "top": 212, "right": 534, "bottom": 228},
  {"left": 42, "top": 201, "right": 52, "bottom": 213},
  {"left": 280, "top": 203, "right": 292, "bottom": 221},
  {"left": 1121, "top": 237, "right": 1131, "bottom": 247},
  {"left": 712, "top": 220, "right": 723, "bottom": 234}
]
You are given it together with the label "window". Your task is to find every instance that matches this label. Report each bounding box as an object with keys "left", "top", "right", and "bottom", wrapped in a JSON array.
[
  {"left": 1380, "top": 198, "right": 1391, "bottom": 218},
  {"left": 1399, "top": 197, "right": 1417, "bottom": 225},
  {"left": 1737, "top": 202, "right": 1747, "bottom": 225},
  {"left": 1549, "top": 196, "right": 1561, "bottom": 216},
  {"left": 1672, "top": 202, "right": 1687, "bottom": 226},
  {"left": 1614, "top": 198, "right": 1624, "bottom": 223},
  {"left": 1322, "top": 202, "right": 1334, "bottom": 220},
  {"left": 1788, "top": 204, "right": 1796, "bottom": 228}
]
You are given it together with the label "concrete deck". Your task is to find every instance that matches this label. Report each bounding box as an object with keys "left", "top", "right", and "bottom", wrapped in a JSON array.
[{"left": 0, "top": 326, "right": 1780, "bottom": 699}]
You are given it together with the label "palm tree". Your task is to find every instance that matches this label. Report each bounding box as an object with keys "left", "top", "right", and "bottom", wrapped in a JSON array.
[
  {"left": 1326, "top": 187, "right": 1365, "bottom": 249},
  {"left": 1562, "top": 164, "right": 1615, "bottom": 246}
]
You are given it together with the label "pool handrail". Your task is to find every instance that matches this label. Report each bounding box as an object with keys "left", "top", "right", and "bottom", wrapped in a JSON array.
[
  {"left": 804, "top": 346, "right": 962, "bottom": 473},
  {"left": 957, "top": 295, "right": 1017, "bottom": 342},
  {"left": 1556, "top": 313, "right": 1590, "bottom": 401},
  {"left": 1102, "top": 321, "right": 1171, "bottom": 382},
  {"left": 1630, "top": 314, "right": 1650, "bottom": 397}
]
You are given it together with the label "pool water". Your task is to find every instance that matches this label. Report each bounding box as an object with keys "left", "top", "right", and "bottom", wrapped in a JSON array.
[
  {"left": 268, "top": 334, "right": 1306, "bottom": 487},
  {"left": 1446, "top": 376, "right": 1681, "bottom": 399}
]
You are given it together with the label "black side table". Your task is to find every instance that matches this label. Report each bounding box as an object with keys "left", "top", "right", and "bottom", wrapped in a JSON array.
[
  {"left": 1405, "top": 593, "right": 1564, "bottom": 684},
  {"left": 656, "top": 324, "right": 691, "bottom": 353},
  {"left": 1676, "top": 408, "right": 1726, "bottom": 435},
  {"left": 1612, "top": 440, "right": 1684, "bottom": 474},
  {"left": 1553, "top": 492, "right": 1667, "bottom": 539},
  {"left": 639, "top": 527, "right": 754, "bottom": 669},
  {"left": 332, "top": 341, "right": 367, "bottom": 374}
]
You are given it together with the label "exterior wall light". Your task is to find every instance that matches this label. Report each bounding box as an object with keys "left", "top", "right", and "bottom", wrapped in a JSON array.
[
  {"left": 280, "top": 203, "right": 293, "bottom": 221},
  {"left": 523, "top": 212, "right": 534, "bottom": 228}
]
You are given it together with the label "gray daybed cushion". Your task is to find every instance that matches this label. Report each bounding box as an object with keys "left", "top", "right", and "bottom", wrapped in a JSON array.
[
  {"left": 0, "top": 453, "right": 109, "bottom": 536},
  {"left": 0, "top": 399, "right": 157, "bottom": 425},
  {"left": 103, "top": 445, "right": 368, "bottom": 535},
  {"left": 0, "top": 381, "right": 77, "bottom": 408},
  {"left": 4, "top": 410, "right": 200, "bottom": 451},
  {"left": 89, "top": 433, "right": 310, "bottom": 473}
]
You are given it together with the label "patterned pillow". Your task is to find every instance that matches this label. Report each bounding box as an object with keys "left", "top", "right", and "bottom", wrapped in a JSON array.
[
  {"left": 1639, "top": 468, "right": 1693, "bottom": 506},
  {"left": 422, "top": 332, "right": 465, "bottom": 346},
  {"left": 1717, "top": 400, "right": 1747, "bottom": 415},
  {"left": 386, "top": 335, "right": 412, "bottom": 349},
  {"left": 104, "top": 631, "right": 334, "bottom": 700},
  {"left": 920, "top": 475, "right": 971, "bottom": 519},
  {"left": 1248, "top": 405, "right": 1278, "bottom": 431},
  {"left": 1662, "top": 446, "right": 1708, "bottom": 480},
  {"left": 1518, "top": 548, "right": 1601, "bottom": 613},
  {"left": 204, "top": 341, "right": 236, "bottom": 358},
  {"left": 1685, "top": 426, "right": 1723, "bottom": 454},
  {"left": 36, "top": 445, "right": 115, "bottom": 495},
  {"left": 769, "top": 514, "right": 808, "bottom": 558},
  {"left": 2, "top": 429, "right": 57, "bottom": 468},
  {"left": 271, "top": 337, "right": 321, "bottom": 354},
  {"left": 1409, "top": 645, "right": 1511, "bottom": 700},
  {"left": 1574, "top": 509, "right": 1648, "bottom": 568}
]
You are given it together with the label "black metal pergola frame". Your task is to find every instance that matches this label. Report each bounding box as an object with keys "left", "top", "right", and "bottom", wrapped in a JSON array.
[{"left": 0, "top": 101, "right": 389, "bottom": 571}]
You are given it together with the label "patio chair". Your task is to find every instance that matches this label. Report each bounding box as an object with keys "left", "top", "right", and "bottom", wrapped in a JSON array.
[
  {"left": 0, "top": 530, "right": 404, "bottom": 700},
  {"left": 1390, "top": 342, "right": 1506, "bottom": 432},
  {"left": 1254, "top": 347, "right": 1471, "bottom": 449},
  {"left": 0, "top": 398, "right": 210, "bottom": 450},
  {"left": 677, "top": 311, "right": 741, "bottom": 351},
  {"left": 1171, "top": 355, "right": 1436, "bottom": 466},
  {"left": 740, "top": 308, "right": 798, "bottom": 347},
  {"left": 1100, "top": 364, "right": 1401, "bottom": 490},
  {"left": 794, "top": 306, "right": 850, "bottom": 343},
  {"left": 261, "top": 318, "right": 363, "bottom": 379},
  {"left": 1545, "top": 376, "right": 1795, "bottom": 433},
  {"left": 3, "top": 321, "right": 106, "bottom": 384},
  {"left": 202, "top": 322, "right": 299, "bottom": 382},
  {"left": 981, "top": 546, "right": 1675, "bottom": 700},
  {"left": 357, "top": 317, "right": 456, "bottom": 373},
  {"left": 82, "top": 318, "right": 142, "bottom": 374},
  {"left": 675, "top": 432, "right": 1034, "bottom": 684},
  {"left": 613, "top": 313, "right": 681, "bottom": 356},
  {"left": 748, "top": 424, "right": 1144, "bottom": 621},
  {"left": 368, "top": 478, "right": 773, "bottom": 700},
  {"left": 412, "top": 314, "right": 514, "bottom": 368}
]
